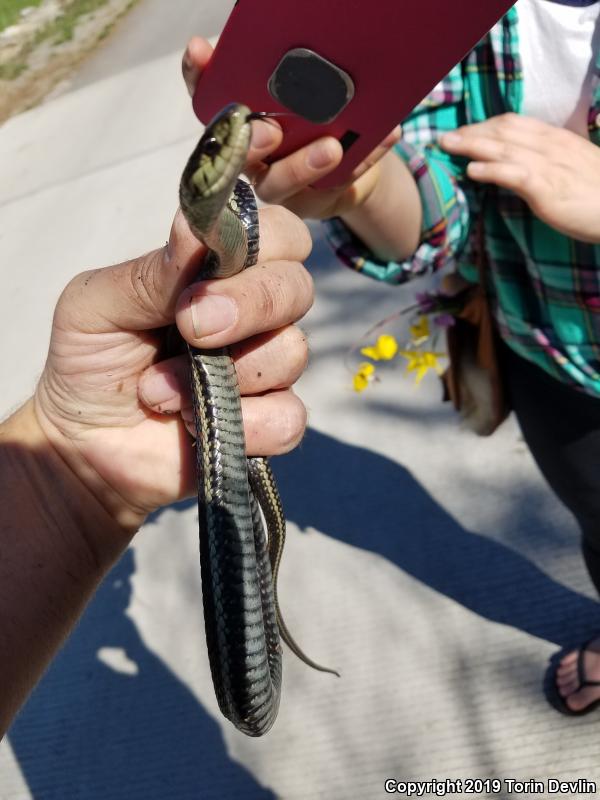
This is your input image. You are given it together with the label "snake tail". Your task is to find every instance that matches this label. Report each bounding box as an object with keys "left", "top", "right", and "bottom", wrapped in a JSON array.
[{"left": 248, "top": 457, "right": 340, "bottom": 678}]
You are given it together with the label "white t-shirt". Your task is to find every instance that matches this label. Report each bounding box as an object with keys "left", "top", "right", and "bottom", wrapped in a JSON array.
[{"left": 518, "top": 0, "right": 600, "bottom": 134}]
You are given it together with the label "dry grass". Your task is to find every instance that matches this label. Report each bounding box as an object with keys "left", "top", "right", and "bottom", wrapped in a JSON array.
[
  {"left": 0, "top": 0, "right": 138, "bottom": 121},
  {"left": 0, "top": 0, "right": 44, "bottom": 34}
]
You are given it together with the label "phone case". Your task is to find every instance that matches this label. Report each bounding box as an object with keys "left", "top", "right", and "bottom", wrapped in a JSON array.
[{"left": 194, "top": 0, "right": 514, "bottom": 188}]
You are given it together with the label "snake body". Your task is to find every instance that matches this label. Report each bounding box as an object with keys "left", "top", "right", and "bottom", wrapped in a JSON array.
[{"left": 179, "top": 104, "right": 336, "bottom": 738}]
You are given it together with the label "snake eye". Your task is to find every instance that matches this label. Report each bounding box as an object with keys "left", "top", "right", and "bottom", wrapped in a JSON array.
[{"left": 203, "top": 136, "right": 220, "bottom": 158}]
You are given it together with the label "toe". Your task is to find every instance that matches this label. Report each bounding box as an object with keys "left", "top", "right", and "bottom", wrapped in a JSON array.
[
  {"left": 563, "top": 684, "right": 600, "bottom": 713},
  {"left": 557, "top": 675, "right": 579, "bottom": 698},
  {"left": 555, "top": 658, "right": 578, "bottom": 684},
  {"left": 559, "top": 650, "right": 579, "bottom": 667},
  {"left": 556, "top": 667, "right": 577, "bottom": 689}
]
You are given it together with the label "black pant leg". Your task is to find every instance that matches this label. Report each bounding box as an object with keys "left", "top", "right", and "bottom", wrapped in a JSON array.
[{"left": 502, "top": 344, "right": 600, "bottom": 593}]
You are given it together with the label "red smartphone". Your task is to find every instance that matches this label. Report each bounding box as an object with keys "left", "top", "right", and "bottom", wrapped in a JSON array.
[{"left": 194, "top": 0, "right": 514, "bottom": 189}]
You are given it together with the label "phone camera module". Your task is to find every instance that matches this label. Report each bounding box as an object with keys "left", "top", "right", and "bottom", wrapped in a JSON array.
[{"left": 268, "top": 48, "right": 354, "bottom": 125}]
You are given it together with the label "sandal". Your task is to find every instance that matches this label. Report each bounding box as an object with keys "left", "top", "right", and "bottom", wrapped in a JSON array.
[{"left": 553, "top": 639, "right": 600, "bottom": 717}]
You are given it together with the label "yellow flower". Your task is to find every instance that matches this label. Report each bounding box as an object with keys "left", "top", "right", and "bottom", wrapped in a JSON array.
[
  {"left": 353, "top": 362, "right": 376, "bottom": 392},
  {"left": 360, "top": 334, "right": 398, "bottom": 361},
  {"left": 409, "top": 316, "right": 430, "bottom": 344},
  {"left": 398, "top": 349, "right": 446, "bottom": 385}
]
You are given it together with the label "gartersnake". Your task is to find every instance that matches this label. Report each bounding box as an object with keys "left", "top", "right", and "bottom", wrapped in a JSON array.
[{"left": 179, "top": 103, "right": 337, "bottom": 738}]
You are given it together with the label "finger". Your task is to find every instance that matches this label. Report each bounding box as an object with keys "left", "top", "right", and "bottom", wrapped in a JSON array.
[
  {"left": 466, "top": 159, "right": 538, "bottom": 194},
  {"left": 282, "top": 171, "right": 372, "bottom": 219},
  {"left": 57, "top": 209, "right": 206, "bottom": 334},
  {"left": 441, "top": 114, "right": 558, "bottom": 158},
  {"left": 481, "top": 113, "right": 557, "bottom": 139},
  {"left": 181, "top": 389, "right": 307, "bottom": 455},
  {"left": 467, "top": 160, "right": 551, "bottom": 217},
  {"left": 57, "top": 205, "right": 311, "bottom": 336},
  {"left": 283, "top": 160, "right": 383, "bottom": 219},
  {"left": 139, "top": 325, "right": 309, "bottom": 412},
  {"left": 253, "top": 136, "right": 344, "bottom": 204},
  {"left": 181, "top": 37, "right": 282, "bottom": 161},
  {"left": 441, "top": 130, "right": 537, "bottom": 166},
  {"left": 256, "top": 204, "right": 313, "bottom": 263},
  {"left": 253, "top": 126, "right": 400, "bottom": 216},
  {"left": 182, "top": 37, "right": 214, "bottom": 97},
  {"left": 247, "top": 119, "right": 284, "bottom": 164},
  {"left": 230, "top": 324, "right": 309, "bottom": 390},
  {"left": 301, "top": 126, "right": 401, "bottom": 215},
  {"left": 348, "top": 125, "right": 402, "bottom": 183},
  {"left": 176, "top": 257, "right": 314, "bottom": 348},
  {"left": 139, "top": 354, "right": 191, "bottom": 414}
]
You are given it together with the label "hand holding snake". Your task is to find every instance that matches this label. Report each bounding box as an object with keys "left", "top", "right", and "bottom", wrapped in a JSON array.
[{"left": 34, "top": 151, "right": 312, "bottom": 530}]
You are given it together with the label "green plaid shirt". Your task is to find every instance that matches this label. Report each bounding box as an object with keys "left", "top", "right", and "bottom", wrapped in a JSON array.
[{"left": 326, "top": 5, "right": 600, "bottom": 395}]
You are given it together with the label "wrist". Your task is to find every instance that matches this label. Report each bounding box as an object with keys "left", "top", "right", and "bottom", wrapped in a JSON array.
[
  {"left": 341, "top": 150, "right": 422, "bottom": 261},
  {"left": 0, "top": 401, "right": 133, "bottom": 731}
]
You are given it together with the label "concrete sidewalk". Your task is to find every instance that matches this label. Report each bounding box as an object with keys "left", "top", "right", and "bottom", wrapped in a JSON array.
[{"left": 1, "top": 24, "right": 600, "bottom": 800}]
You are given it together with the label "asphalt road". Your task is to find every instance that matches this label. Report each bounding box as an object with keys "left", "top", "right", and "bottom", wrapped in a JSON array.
[{"left": 69, "top": 0, "right": 235, "bottom": 90}]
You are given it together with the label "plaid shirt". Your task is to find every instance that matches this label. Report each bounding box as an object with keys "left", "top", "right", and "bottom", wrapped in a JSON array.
[{"left": 326, "top": 4, "right": 600, "bottom": 395}]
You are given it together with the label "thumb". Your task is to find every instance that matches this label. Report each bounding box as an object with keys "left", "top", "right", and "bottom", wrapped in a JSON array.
[
  {"left": 182, "top": 37, "right": 214, "bottom": 98},
  {"left": 56, "top": 209, "right": 207, "bottom": 334}
]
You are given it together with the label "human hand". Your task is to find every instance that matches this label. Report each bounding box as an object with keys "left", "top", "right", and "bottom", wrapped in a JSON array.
[
  {"left": 440, "top": 113, "right": 600, "bottom": 244},
  {"left": 182, "top": 37, "right": 401, "bottom": 220},
  {"left": 34, "top": 206, "right": 313, "bottom": 532}
]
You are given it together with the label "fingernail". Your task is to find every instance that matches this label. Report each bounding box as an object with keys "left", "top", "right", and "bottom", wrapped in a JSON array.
[
  {"left": 468, "top": 162, "right": 485, "bottom": 175},
  {"left": 307, "top": 141, "right": 335, "bottom": 170},
  {"left": 181, "top": 407, "right": 194, "bottom": 423},
  {"left": 441, "top": 132, "right": 462, "bottom": 147},
  {"left": 165, "top": 208, "right": 184, "bottom": 263},
  {"left": 139, "top": 372, "right": 177, "bottom": 408},
  {"left": 251, "top": 120, "right": 277, "bottom": 150},
  {"left": 189, "top": 293, "right": 237, "bottom": 338},
  {"left": 182, "top": 48, "right": 199, "bottom": 96}
]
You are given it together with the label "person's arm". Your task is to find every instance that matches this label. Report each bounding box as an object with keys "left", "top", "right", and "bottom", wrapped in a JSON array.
[
  {"left": 0, "top": 203, "right": 313, "bottom": 735},
  {"left": 339, "top": 149, "right": 422, "bottom": 262},
  {"left": 0, "top": 401, "right": 128, "bottom": 733}
]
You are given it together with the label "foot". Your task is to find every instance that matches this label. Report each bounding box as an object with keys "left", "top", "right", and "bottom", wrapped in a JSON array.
[{"left": 555, "top": 637, "right": 600, "bottom": 713}]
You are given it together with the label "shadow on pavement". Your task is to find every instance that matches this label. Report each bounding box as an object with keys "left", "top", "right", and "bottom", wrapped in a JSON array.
[
  {"left": 8, "top": 550, "right": 274, "bottom": 800},
  {"left": 153, "top": 428, "right": 600, "bottom": 647},
  {"left": 273, "top": 428, "right": 600, "bottom": 649},
  {"left": 10, "top": 428, "right": 599, "bottom": 798}
]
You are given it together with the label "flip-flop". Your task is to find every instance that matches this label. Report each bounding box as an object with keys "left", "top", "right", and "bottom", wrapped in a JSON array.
[{"left": 552, "top": 639, "right": 600, "bottom": 717}]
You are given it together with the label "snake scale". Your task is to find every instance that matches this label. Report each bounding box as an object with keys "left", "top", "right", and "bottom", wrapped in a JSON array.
[{"left": 178, "top": 103, "right": 337, "bottom": 738}]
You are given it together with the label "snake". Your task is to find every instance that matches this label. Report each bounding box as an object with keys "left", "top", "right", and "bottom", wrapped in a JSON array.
[{"left": 178, "top": 103, "right": 338, "bottom": 738}]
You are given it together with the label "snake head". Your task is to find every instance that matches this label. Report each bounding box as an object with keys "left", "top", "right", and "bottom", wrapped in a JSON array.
[{"left": 180, "top": 103, "right": 253, "bottom": 236}]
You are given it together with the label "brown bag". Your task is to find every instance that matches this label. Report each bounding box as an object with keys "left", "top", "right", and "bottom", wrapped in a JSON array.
[{"left": 441, "top": 204, "right": 510, "bottom": 436}]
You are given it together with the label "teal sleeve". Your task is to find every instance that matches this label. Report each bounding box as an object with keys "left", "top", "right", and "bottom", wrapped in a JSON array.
[{"left": 324, "top": 64, "right": 472, "bottom": 284}]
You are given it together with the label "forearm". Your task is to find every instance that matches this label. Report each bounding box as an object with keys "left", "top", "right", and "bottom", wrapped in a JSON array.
[
  {"left": 0, "top": 401, "right": 132, "bottom": 734},
  {"left": 341, "top": 150, "right": 423, "bottom": 262}
]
